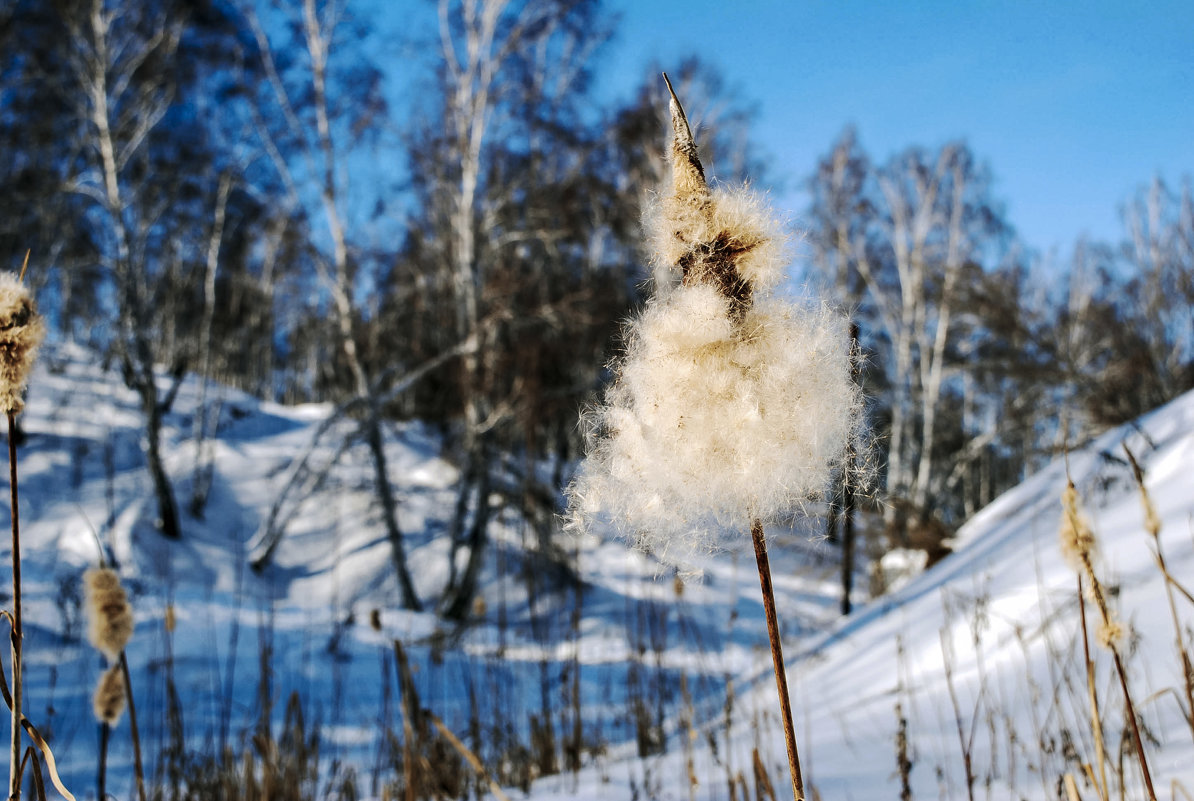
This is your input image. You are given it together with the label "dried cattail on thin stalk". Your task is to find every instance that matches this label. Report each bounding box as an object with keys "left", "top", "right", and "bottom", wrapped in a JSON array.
[
  {"left": 0, "top": 271, "right": 46, "bottom": 415},
  {"left": 84, "top": 567, "right": 133, "bottom": 662},
  {"left": 92, "top": 664, "right": 126, "bottom": 726},
  {"left": 1060, "top": 478, "right": 1158, "bottom": 800},
  {"left": 570, "top": 73, "right": 855, "bottom": 801}
]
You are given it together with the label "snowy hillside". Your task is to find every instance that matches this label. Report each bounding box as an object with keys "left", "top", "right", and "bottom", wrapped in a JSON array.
[
  {"left": 8, "top": 345, "right": 847, "bottom": 799},
  {"left": 5, "top": 344, "right": 1194, "bottom": 800},
  {"left": 533, "top": 379, "right": 1194, "bottom": 800}
]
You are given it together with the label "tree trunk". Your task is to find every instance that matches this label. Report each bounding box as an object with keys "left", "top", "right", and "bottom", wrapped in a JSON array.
[
  {"left": 363, "top": 406, "right": 422, "bottom": 611},
  {"left": 442, "top": 449, "right": 492, "bottom": 621},
  {"left": 145, "top": 396, "right": 181, "bottom": 539}
]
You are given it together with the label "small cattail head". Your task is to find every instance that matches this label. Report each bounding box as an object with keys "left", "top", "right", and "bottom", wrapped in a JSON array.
[
  {"left": 92, "top": 663, "right": 126, "bottom": 726},
  {"left": 1142, "top": 494, "right": 1161, "bottom": 538},
  {"left": 1059, "top": 481, "right": 1097, "bottom": 570},
  {"left": 1096, "top": 618, "right": 1126, "bottom": 651},
  {"left": 84, "top": 567, "right": 134, "bottom": 661},
  {"left": 0, "top": 271, "right": 45, "bottom": 415}
]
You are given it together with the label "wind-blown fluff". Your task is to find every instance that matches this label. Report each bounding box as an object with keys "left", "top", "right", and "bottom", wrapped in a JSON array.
[{"left": 568, "top": 77, "right": 860, "bottom": 567}]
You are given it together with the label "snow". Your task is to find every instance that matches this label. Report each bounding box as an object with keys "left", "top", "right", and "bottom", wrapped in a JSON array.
[{"left": 5, "top": 344, "right": 1193, "bottom": 800}]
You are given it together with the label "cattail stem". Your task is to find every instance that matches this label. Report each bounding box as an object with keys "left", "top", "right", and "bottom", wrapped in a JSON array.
[
  {"left": 8, "top": 411, "right": 22, "bottom": 801},
  {"left": 1078, "top": 576, "right": 1110, "bottom": 801},
  {"left": 97, "top": 723, "right": 108, "bottom": 801},
  {"left": 118, "top": 653, "right": 146, "bottom": 801},
  {"left": 1111, "top": 647, "right": 1156, "bottom": 800},
  {"left": 750, "top": 518, "right": 804, "bottom": 801}
]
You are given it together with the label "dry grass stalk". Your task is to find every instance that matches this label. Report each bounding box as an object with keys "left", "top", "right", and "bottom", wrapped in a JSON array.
[
  {"left": 1078, "top": 577, "right": 1111, "bottom": 801},
  {"left": 752, "top": 747, "right": 777, "bottom": 801},
  {"left": 1064, "top": 772, "right": 1085, "bottom": 801},
  {"left": 1123, "top": 444, "right": 1194, "bottom": 742},
  {"left": 118, "top": 654, "right": 147, "bottom": 801},
  {"left": 0, "top": 613, "right": 73, "bottom": 801}
]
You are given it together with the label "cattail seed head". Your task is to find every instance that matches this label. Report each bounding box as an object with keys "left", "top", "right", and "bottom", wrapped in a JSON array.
[
  {"left": 1142, "top": 493, "right": 1161, "bottom": 538},
  {"left": 84, "top": 567, "right": 134, "bottom": 662},
  {"left": 568, "top": 78, "right": 860, "bottom": 568},
  {"left": 92, "top": 663, "right": 126, "bottom": 726},
  {"left": 1059, "top": 482, "right": 1097, "bottom": 570},
  {"left": 1096, "top": 618, "right": 1126, "bottom": 651},
  {"left": 0, "top": 271, "right": 46, "bottom": 415}
]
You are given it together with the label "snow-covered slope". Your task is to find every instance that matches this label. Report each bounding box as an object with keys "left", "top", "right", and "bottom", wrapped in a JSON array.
[
  {"left": 8, "top": 344, "right": 1194, "bottom": 800},
  {"left": 534, "top": 387, "right": 1194, "bottom": 800},
  {"left": 9, "top": 345, "right": 848, "bottom": 798}
]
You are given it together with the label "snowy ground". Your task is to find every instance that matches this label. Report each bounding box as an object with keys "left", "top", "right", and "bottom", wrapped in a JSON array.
[{"left": 6, "top": 344, "right": 1194, "bottom": 800}]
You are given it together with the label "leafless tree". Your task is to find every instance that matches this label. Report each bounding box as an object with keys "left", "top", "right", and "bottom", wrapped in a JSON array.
[
  {"left": 58, "top": 0, "right": 192, "bottom": 538},
  {"left": 238, "top": 0, "right": 427, "bottom": 608}
]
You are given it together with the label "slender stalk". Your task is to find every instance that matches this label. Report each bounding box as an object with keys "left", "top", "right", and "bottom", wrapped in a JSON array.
[
  {"left": 1078, "top": 576, "right": 1111, "bottom": 801},
  {"left": 118, "top": 653, "right": 146, "bottom": 801},
  {"left": 750, "top": 518, "right": 804, "bottom": 801},
  {"left": 8, "top": 411, "right": 22, "bottom": 801},
  {"left": 1110, "top": 647, "right": 1156, "bottom": 800},
  {"left": 96, "top": 723, "right": 108, "bottom": 801}
]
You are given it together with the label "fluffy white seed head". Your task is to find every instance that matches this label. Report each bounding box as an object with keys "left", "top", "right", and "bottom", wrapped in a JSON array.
[
  {"left": 571, "top": 286, "right": 858, "bottom": 566},
  {"left": 568, "top": 77, "right": 861, "bottom": 568}
]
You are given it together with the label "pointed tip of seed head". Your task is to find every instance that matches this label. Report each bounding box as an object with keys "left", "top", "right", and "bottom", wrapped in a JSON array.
[{"left": 663, "top": 72, "right": 705, "bottom": 190}]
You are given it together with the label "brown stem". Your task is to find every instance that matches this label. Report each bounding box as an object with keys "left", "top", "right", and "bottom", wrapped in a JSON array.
[
  {"left": 1110, "top": 647, "right": 1157, "bottom": 801},
  {"left": 97, "top": 723, "right": 108, "bottom": 801},
  {"left": 8, "top": 411, "right": 21, "bottom": 801},
  {"left": 751, "top": 518, "right": 804, "bottom": 801},
  {"left": 118, "top": 653, "right": 146, "bottom": 801},
  {"left": 1078, "top": 576, "right": 1110, "bottom": 801}
]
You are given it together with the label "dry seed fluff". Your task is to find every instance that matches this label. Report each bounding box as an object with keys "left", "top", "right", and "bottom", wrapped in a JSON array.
[{"left": 568, "top": 80, "right": 859, "bottom": 568}]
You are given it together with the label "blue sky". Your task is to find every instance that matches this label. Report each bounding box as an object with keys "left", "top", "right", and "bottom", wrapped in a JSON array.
[{"left": 596, "top": 1, "right": 1194, "bottom": 259}]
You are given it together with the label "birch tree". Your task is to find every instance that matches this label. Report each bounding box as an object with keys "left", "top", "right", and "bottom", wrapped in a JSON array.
[
  {"left": 56, "top": 0, "right": 200, "bottom": 539},
  {"left": 809, "top": 134, "right": 1009, "bottom": 526},
  {"left": 240, "top": 0, "right": 425, "bottom": 609}
]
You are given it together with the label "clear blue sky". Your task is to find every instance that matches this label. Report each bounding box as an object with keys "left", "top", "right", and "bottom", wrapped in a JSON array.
[{"left": 597, "top": 1, "right": 1194, "bottom": 259}]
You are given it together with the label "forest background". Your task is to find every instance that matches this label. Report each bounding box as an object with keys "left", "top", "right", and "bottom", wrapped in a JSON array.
[{"left": 1, "top": 0, "right": 1192, "bottom": 618}]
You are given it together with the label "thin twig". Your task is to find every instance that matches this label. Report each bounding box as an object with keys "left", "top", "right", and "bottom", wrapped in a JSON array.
[
  {"left": 750, "top": 519, "right": 804, "bottom": 801},
  {"left": 8, "top": 412, "right": 22, "bottom": 801},
  {"left": 1079, "top": 576, "right": 1111, "bottom": 801}
]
